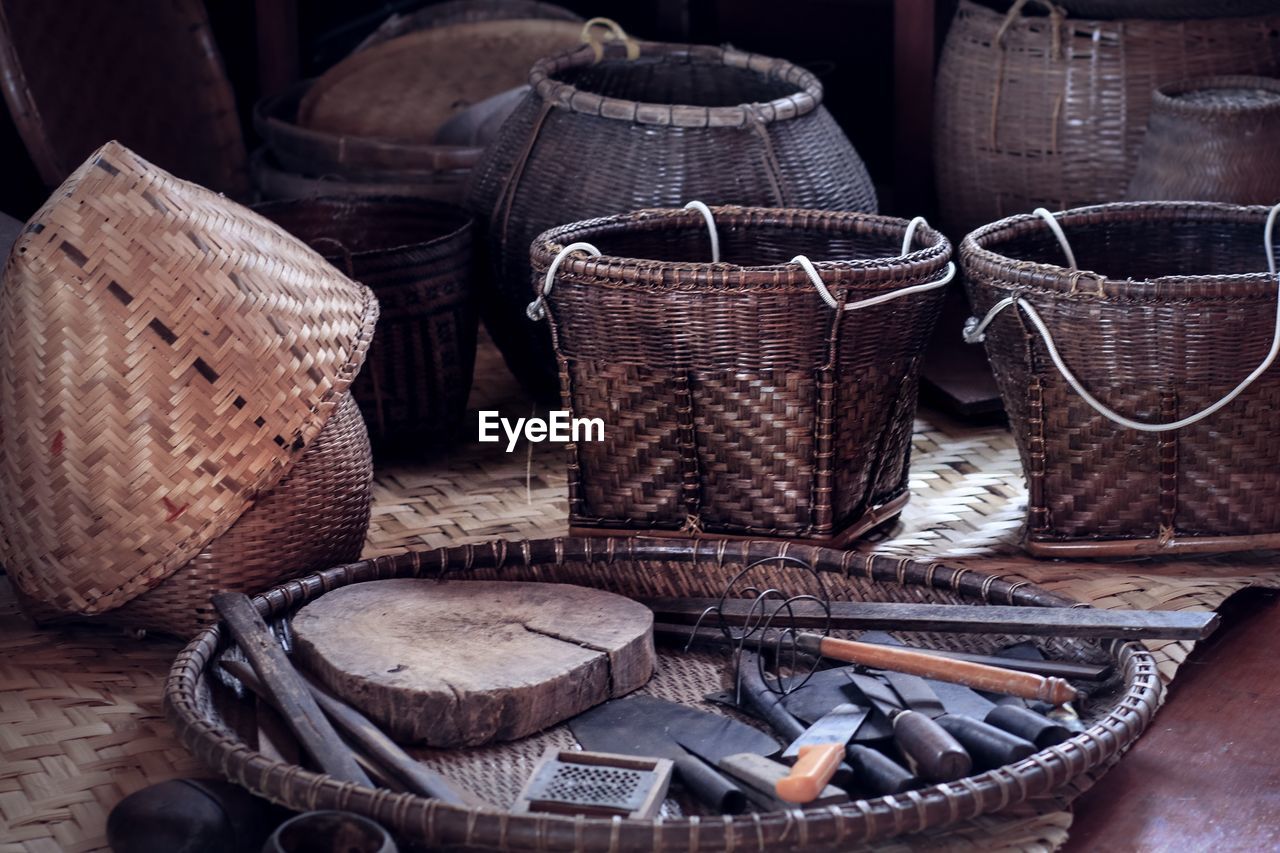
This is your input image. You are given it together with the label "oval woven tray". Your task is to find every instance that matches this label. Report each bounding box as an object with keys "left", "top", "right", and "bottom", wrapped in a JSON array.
[{"left": 167, "top": 537, "right": 1161, "bottom": 851}]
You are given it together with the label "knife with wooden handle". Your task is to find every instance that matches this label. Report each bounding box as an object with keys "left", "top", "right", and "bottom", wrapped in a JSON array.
[{"left": 777, "top": 704, "right": 867, "bottom": 803}]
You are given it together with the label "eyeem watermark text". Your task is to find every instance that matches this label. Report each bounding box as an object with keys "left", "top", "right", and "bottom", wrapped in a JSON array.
[{"left": 479, "top": 410, "right": 605, "bottom": 452}]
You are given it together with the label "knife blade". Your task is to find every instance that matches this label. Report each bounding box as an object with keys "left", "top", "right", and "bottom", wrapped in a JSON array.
[{"left": 776, "top": 703, "right": 867, "bottom": 803}]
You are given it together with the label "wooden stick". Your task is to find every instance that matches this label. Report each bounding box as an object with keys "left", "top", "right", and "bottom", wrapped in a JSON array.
[
  {"left": 212, "top": 593, "right": 372, "bottom": 786},
  {"left": 652, "top": 623, "right": 1114, "bottom": 681},
  {"left": 644, "top": 597, "right": 1219, "bottom": 640},
  {"left": 795, "top": 633, "right": 1078, "bottom": 706},
  {"left": 222, "top": 659, "right": 489, "bottom": 808}
]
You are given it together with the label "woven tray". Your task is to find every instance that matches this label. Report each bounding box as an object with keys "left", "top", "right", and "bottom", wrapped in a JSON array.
[{"left": 2, "top": 334, "right": 1278, "bottom": 852}]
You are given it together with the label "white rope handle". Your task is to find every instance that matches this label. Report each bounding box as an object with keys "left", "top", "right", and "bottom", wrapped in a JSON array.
[
  {"left": 965, "top": 202, "right": 1280, "bottom": 433},
  {"left": 901, "top": 215, "right": 928, "bottom": 256},
  {"left": 527, "top": 241, "right": 601, "bottom": 320},
  {"left": 683, "top": 200, "right": 720, "bottom": 263},
  {"left": 794, "top": 256, "right": 956, "bottom": 311},
  {"left": 1033, "top": 207, "right": 1078, "bottom": 270}
]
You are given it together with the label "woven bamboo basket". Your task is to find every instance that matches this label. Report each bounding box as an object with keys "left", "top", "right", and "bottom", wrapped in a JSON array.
[
  {"left": 166, "top": 537, "right": 1162, "bottom": 851},
  {"left": 0, "top": 141, "right": 378, "bottom": 636},
  {"left": 256, "top": 197, "right": 479, "bottom": 456},
  {"left": 467, "top": 40, "right": 879, "bottom": 401},
  {"left": 0, "top": 0, "right": 248, "bottom": 197},
  {"left": 357, "top": 0, "right": 581, "bottom": 51},
  {"left": 1126, "top": 76, "right": 1280, "bottom": 205},
  {"left": 933, "top": 0, "right": 1280, "bottom": 236},
  {"left": 962, "top": 201, "right": 1280, "bottom": 557},
  {"left": 528, "top": 205, "right": 950, "bottom": 545}
]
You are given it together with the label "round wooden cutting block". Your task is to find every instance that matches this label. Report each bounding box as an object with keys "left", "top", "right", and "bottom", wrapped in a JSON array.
[
  {"left": 290, "top": 579, "right": 656, "bottom": 746},
  {"left": 298, "top": 19, "right": 583, "bottom": 140}
]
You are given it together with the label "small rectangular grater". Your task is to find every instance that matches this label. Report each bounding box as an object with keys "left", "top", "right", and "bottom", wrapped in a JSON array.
[{"left": 513, "top": 749, "right": 673, "bottom": 819}]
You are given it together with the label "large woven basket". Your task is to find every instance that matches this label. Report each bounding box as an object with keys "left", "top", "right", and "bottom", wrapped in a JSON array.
[
  {"left": 0, "top": 142, "right": 378, "bottom": 635},
  {"left": 1126, "top": 76, "right": 1280, "bottom": 205},
  {"left": 0, "top": 0, "right": 248, "bottom": 197},
  {"left": 529, "top": 206, "right": 950, "bottom": 545},
  {"left": 256, "top": 197, "right": 479, "bottom": 456},
  {"left": 962, "top": 201, "right": 1280, "bottom": 557},
  {"left": 166, "top": 537, "right": 1162, "bottom": 851},
  {"left": 467, "top": 41, "right": 879, "bottom": 400},
  {"left": 933, "top": 0, "right": 1280, "bottom": 236}
]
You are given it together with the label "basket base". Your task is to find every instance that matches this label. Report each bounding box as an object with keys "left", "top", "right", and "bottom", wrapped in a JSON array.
[
  {"left": 570, "top": 492, "right": 910, "bottom": 549},
  {"left": 1025, "top": 530, "right": 1280, "bottom": 558}
]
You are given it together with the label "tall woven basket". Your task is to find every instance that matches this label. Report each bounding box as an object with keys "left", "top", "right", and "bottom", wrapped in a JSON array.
[
  {"left": 0, "top": 142, "right": 379, "bottom": 637},
  {"left": 962, "top": 201, "right": 1280, "bottom": 557},
  {"left": 467, "top": 40, "right": 878, "bottom": 400},
  {"left": 529, "top": 206, "right": 950, "bottom": 545},
  {"left": 933, "top": 0, "right": 1280, "bottom": 236},
  {"left": 256, "top": 197, "right": 478, "bottom": 457},
  {"left": 1126, "top": 76, "right": 1280, "bottom": 204},
  {"left": 167, "top": 538, "right": 1163, "bottom": 851}
]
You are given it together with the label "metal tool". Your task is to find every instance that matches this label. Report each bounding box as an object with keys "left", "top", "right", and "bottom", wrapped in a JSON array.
[
  {"left": 846, "top": 672, "right": 972, "bottom": 783},
  {"left": 719, "top": 753, "right": 849, "bottom": 809},
  {"left": 776, "top": 704, "right": 868, "bottom": 803},
  {"left": 513, "top": 749, "right": 673, "bottom": 819},
  {"left": 569, "top": 696, "right": 769, "bottom": 814},
  {"left": 647, "top": 596, "right": 1219, "bottom": 640},
  {"left": 928, "top": 678, "right": 1073, "bottom": 749}
]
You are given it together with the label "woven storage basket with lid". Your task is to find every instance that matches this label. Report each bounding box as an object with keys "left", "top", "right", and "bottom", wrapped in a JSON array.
[
  {"left": 467, "top": 39, "right": 878, "bottom": 400},
  {"left": 0, "top": 141, "right": 379, "bottom": 635},
  {"left": 256, "top": 197, "right": 478, "bottom": 456},
  {"left": 529, "top": 205, "right": 949, "bottom": 545},
  {"left": 933, "top": 0, "right": 1280, "bottom": 236},
  {"left": 167, "top": 537, "right": 1162, "bottom": 850},
  {"left": 1126, "top": 76, "right": 1280, "bottom": 204},
  {"left": 962, "top": 201, "right": 1280, "bottom": 557}
]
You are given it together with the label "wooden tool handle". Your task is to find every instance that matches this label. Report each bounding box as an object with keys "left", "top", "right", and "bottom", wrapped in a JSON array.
[
  {"left": 776, "top": 743, "right": 845, "bottom": 804},
  {"left": 801, "top": 634, "right": 1078, "bottom": 705},
  {"left": 672, "top": 755, "right": 748, "bottom": 815},
  {"left": 984, "top": 704, "right": 1073, "bottom": 749},
  {"left": 892, "top": 710, "right": 972, "bottom": 783},
  {"left": 212, "top": 593, "right": 371, "bottom": 786},
  {"left": 845, "top": 744, "right": 916, "bottom": 795},
  {"left": 936, "top": 715, "right": 1034, "bottom": 770}
]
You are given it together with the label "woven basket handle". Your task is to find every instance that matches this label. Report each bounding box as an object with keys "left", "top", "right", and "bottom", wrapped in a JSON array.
[
  {"left": 581, "top": 17, "right": 639, "bottom": 61},
  {"left": 964, "top": 204, "right": 1280, "bottom": 433},
  {"left": 309, "top": 236, "right": 356, "bottom": 279}
]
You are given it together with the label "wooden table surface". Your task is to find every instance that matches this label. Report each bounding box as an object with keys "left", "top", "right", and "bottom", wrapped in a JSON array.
[{"left": 1065, "top": 588, "right": 1280, "bottom": 852}]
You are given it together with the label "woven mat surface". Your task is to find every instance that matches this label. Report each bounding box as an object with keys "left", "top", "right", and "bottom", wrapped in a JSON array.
[{"left": 2, "top": 334, "right": 1277, "bottom": 852}]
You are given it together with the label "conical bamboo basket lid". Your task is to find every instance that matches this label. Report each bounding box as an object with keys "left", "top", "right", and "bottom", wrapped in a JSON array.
[{"left": 0, "top": 141, "right": 378, "bottom": 615}]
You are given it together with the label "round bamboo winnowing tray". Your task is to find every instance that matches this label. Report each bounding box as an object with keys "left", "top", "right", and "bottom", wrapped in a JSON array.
[
  {"left": 0, "top": 141, "right": 378, "bottom": 623},
  {"left": 168, "top": 538, "right": 1162, "bottom": 852}
]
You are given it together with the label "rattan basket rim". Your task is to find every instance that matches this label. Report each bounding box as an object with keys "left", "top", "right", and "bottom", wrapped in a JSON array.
[
  {"left": 165, "top": 536, "right": 1161, "bottom": 851},
  {"left": 532, "top": 206, "right": 952, "bottom": 291},
  {"left": 252, "top": 195, "right": 474, "bottom": 259},
  {"left": 1153, "top": 74, "right": 1280, "bottom": 118},
  {"left": 529, "top": 40, "right": 823, "bottom": 127},
  {"left": 254, "top": 81, "right": 486, "bottom": 173},
  {"left": 961, "top": 201, "right": 1280, "bottom": 300}
]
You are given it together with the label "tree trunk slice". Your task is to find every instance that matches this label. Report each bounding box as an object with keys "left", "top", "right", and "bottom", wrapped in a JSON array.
[{"left": 290, "top": 579, "right": 656, "bottom": 747}]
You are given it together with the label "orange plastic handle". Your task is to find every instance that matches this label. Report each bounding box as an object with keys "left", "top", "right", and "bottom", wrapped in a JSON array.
[{"left": 775, "top": 743, "right": 844, "bottom": 804}]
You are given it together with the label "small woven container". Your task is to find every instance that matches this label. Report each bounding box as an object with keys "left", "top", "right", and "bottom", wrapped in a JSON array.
[
  {"left": 529, "top": 206, "right": 950, "bottom": 545},
  {"left": 934, "top": 0, "right": 1280, "bottom": 236},
  {"left": 0, "top": 142, "right": 378, "bottom": 636},
  {"left": 256, "top": 197, "right": 478, "bottom": 456},
  {"left": 1126, "top": 76, "right": 1280, "bottom": 204},
  {"left": 0, "top": 0, "right": 248, "bottom": 196},
  {"left": 467, "top": 40, "right": 878, "bottom": 400},
  {"left": 962, "top": 201, "right": 1280, "bottom": 557},
  {"left": 167, "top": 537, "right": 1162, "bottom": 851}
]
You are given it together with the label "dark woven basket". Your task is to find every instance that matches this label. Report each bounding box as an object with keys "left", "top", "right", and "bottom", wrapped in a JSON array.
[
  {"left": 166, "top": 537, "right": 1162, "bottom": 851},
  {"left": 962, "top": 201, "right": 1280, "bottom": 557},
  {"left": 1054, "top": 0, "right": 1280, "bottom": 19},
  {"left": 934, "top": 0, "right": 1280, "bottom": 236},
  {"left": 1126, "top": 76, "right": 1280, "bottom": 204},
  {"left": 15, "top": 393, "right": 374, "bottom": 638},
  {"left": 529, "top": 206, "right": 950, "bottom": 545},
  {"left": 467, "top": 41, "right": 878, "bottom": 400},
  {"left": 256, "top": 198, "right": 478, "bottom": 457},
  {"left": 0, "top": 0, "right": 248, "bottom": 196}
]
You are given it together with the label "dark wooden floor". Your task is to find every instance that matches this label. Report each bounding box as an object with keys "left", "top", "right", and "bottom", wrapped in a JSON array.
[{"left": 1065, "top": 588, "right": 1280, "bottom": 853}]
